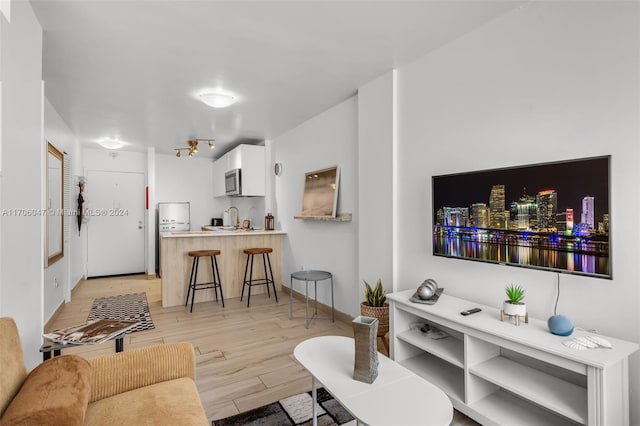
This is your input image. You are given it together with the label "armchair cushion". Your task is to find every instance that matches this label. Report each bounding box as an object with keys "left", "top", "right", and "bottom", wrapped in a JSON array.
[
  {"left": 1, "top": 355, "right": 91, "bottom": 426},
  {"left": 84, "top": 377, "right": 208, "bottom": 426},
  {"left": 0, "top": 318, "right": 27, "bottom": 416},
  {"left": 87, "top": 342, "right": 196, "bottom": 403}
]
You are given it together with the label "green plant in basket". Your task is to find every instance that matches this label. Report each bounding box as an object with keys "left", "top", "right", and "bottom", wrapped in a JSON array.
[
  {"left": 505, "top": 284, "right": 525, "bottom": 304},
  {"left": 364, "top": 279, "right": 386, "bottom": 307},
  {"left": 361, "top": 279, "right": 389, "bottom": 339}
]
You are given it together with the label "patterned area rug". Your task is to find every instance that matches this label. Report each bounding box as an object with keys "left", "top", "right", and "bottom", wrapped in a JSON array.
[
  {"left": 213, "top": 388, "right": 354, "bottom": 426},
  {"left": 87, "top": 292, "right": 155, "bottom": 333}
]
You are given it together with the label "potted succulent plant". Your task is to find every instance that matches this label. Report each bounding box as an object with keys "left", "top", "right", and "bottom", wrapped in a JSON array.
[
  {"left": 503, "top": 284, "right": 527, "bottom": 318},
  {"left": 360, "top": 279, "right": 388, "bottom": 338}
]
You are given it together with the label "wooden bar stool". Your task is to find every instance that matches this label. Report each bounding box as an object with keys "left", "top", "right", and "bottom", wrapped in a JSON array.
[
  {"left": 185, "top": 250, "right": 224, "bottom": 312},
  {"left": 241, "top": 247, "right": 277, "bottom": 307}
]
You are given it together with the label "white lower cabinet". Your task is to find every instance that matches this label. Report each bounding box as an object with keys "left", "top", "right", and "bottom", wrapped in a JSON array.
[{"left": 388, "top": 290, "right": 638, "bottom": 426}]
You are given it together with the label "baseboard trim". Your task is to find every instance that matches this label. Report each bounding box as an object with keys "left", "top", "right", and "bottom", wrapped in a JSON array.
[
  {"left": 280, "top": 285, "right": 352, "bottom": 325},
  {"left": 282, "top": 286, "right": 389, "bottom": 355},
  {"left": 71, "top": 276, "right": 84, "bottom": 297},
  {"left": 44, "top": 301, "right": 66, "bottom": 332}
]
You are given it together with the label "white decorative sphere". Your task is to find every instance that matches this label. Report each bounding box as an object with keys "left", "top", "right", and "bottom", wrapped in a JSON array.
[{"left": 417, "top": 279, "right": 438, "bottom": 300}]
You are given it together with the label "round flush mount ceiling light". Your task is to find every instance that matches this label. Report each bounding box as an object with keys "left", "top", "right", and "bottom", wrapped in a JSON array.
[
  {"left": 199, "top": 90, "right": 236, "bottom": 108},
  {"left": 97, "top": 137, "right": 124, "bottom": 149}
]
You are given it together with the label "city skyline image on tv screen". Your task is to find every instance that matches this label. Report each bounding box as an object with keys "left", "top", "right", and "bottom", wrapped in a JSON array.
[{"left": 432, "top": 156, "right": 611, "bottom": 279}]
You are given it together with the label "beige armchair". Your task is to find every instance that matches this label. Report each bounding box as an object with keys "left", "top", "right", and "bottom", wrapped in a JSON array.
[{"left": 0, "top": 317, "right": 208, "bottom": 426}]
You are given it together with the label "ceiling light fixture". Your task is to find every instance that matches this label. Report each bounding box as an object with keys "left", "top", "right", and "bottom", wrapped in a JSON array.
[
  {"left": 174, "top": 138, "right": 215, "bottom": 158},
  {"left": 199, "top": 90, "right": 236, "bottom": 108},
  {"left": 97, "top": 137, "right": 124, "bottom": 149}
]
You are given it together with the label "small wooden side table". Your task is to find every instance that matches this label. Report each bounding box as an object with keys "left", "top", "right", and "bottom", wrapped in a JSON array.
[
  {"left": 40, "top": 319, "right": 138, "bottom": 361},
  {"left": 40, "top": 335, "right": 125, "bottom": 361}
]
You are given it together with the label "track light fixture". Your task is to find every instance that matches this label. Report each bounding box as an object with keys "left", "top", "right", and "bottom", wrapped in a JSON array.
[{"left": 174, "top": 138, "right": 215, "bottom": 158}]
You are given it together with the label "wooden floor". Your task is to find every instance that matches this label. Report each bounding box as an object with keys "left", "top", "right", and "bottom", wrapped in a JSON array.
[{"left": 47, "top": 275, "right": 478, "bottom": 425}]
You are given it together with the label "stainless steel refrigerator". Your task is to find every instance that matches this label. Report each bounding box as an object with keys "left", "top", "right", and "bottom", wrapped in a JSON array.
[{"left": 155, "top": 202, "right": 190, "bottom": 275}]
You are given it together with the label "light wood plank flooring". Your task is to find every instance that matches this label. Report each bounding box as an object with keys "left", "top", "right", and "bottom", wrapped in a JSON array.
[{"left": 47, "top": 275, "right": 477, "bottom": 425}]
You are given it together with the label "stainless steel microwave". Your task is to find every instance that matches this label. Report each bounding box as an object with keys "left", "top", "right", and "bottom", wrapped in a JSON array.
[{"left": 225, "top": 168, "right": 242, "bottom": 196}]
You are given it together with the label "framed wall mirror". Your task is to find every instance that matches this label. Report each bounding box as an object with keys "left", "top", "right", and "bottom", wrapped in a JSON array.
[
  {"left": 300, "top": 165, "right": 340, "bottom": 218},
  {"left": 47, "top": 142, "right": 64, "bottom": 266}
]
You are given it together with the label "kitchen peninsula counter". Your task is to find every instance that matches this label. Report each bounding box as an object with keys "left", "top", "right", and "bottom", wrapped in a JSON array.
[{"left": 160, "top": 230, "right": 286, "bottom": 307}]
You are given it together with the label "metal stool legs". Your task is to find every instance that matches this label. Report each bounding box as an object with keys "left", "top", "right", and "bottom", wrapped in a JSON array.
[
  {"left": 303, "top": 277, "right": 334, "bottom": 328},
  {"left": 290, "top": 271, "right": 334, "bottom": 328},
  {"left": 241, "top": 251, "right": 277, "bottom": 307},
  {"left": 185, "top": 251, "right": 224, "bottom": 312},
  {"left": 211, "top": 255, "right": 224, "bottom": 307}
]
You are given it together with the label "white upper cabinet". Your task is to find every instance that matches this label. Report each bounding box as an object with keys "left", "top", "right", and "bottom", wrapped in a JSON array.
[
  {"left": 212, "top": 155, "right": 227, "bottom": 198},
  {"left": 212, "top": 144, "right": 265, "bottom": 197},
  {"left": 227, "top": 146, "right": 242, "bottom": 171}
]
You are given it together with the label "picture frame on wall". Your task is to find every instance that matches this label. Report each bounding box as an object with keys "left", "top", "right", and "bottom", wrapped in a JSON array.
[{"left": 300, "top": 165, "right": 340, "bottom": 218}]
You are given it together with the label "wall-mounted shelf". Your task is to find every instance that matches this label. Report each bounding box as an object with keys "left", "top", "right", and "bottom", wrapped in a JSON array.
[{"left": 294, "top": 213, "right": 352, "bottom": 222}]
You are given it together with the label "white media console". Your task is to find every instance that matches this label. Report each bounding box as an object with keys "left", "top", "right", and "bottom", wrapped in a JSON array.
[{"left": 387, "top": 290, "right": 639, "bottom": 426}]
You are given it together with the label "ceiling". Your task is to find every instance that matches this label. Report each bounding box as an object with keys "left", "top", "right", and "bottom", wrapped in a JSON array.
[{"left": 31, "top": 1, "right": 522, "bottom": 159}]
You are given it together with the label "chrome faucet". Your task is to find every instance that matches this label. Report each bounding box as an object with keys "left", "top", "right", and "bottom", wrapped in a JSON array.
[{"left": 226, "top": 206, "right": 240, "bottom": 228}]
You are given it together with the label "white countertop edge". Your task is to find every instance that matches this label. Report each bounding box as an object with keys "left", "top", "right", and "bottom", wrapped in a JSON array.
[{"left": 161, "top": 230, "right": 287, "bottom": 238}]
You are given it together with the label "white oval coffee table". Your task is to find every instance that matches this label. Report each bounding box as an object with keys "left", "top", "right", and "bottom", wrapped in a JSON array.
[{"left": 294, "top": 335, "right": 453, "bottom": 426}]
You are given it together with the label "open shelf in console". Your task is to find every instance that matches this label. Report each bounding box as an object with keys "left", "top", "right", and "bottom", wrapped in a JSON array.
[
  {"left": 470, "top": 355, "right": 587, "bottom": 424},
  {"left": 469, "top": 388, "right": 578, "bottom": 426},
  {"left": 400, "top": 352, "right": 465, "bottom": 403},
  {"left": 397, "top": 328, "right": 463, "bottom": 368}
]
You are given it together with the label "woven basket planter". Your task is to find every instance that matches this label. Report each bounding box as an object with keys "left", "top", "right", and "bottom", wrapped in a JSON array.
[{"left": 360, "top": 302, "right": 389, "bottom": 337}]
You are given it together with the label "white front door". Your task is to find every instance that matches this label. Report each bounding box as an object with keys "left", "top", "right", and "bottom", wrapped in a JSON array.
[{"left": 87, "top": 170, "right": 145, "bottom": 277}]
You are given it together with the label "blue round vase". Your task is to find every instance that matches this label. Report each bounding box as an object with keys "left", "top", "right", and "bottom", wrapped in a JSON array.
[{"left": 548, "top": 315, "right": 574, "bottom": 336}]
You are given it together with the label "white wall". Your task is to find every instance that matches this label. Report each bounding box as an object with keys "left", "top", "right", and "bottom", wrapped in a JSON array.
[
  {"left": 274, "top": 97, "right": 359, "bottom": 316},
  {"left": 155, "top": 152, "right": 265, "bottom": 230},
  {"left": 155, "top": 153, "right": 219, "bottom": 230},
  {"left": 43, "top": 98, "right": 84, "bottom": 321},
  {"left": 146, "top": 147, "right": 155, "bottom": 276},
  {"left": 68, "top": 126, "right": 85, "bottom": 289},
  {"left": 83, "top": 148, "right": 146, "bottom": 174},
  {"left": 358, "top": 71, "right": 395, "bottom": 294},
  {"left": 0, "top": 0, "right": 44, "bottom": 369},
  {"left": 395, "top": 2, "right": 640, "bottom": 422},
  {"left": 0, "top": 0, "right": 9, "bottom": 22}
]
